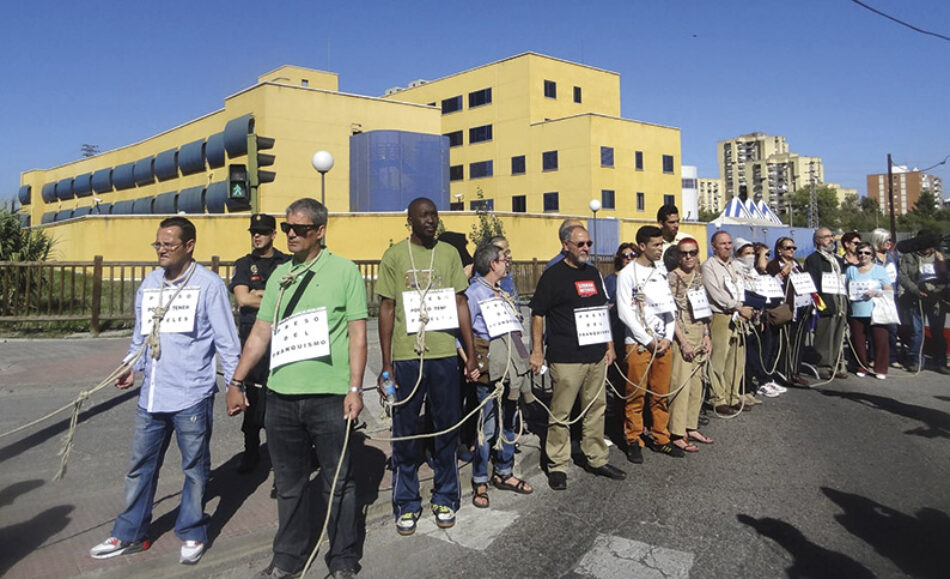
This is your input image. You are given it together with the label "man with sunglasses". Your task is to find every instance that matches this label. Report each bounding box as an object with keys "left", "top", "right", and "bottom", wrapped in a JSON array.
[
  {"left": 530, "top": 225, "right": 626, "bottom": 490},
  {"left": 226, "top": 199, "right": 366, "bottom": 578},
  {"left": 228, "top": 214, "right": 290, "bottom": 474},
  {"left": 91, "top": 217, "right": 241, "bottom": 565}
]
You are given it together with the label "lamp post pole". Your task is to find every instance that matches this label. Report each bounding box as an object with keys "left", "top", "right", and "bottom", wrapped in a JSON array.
[
  {"left": 589, "top": 199, "right": 601, "bottom": 259},
  {"left": 311, "top": 151, "right": 334, "bottom": 207}
]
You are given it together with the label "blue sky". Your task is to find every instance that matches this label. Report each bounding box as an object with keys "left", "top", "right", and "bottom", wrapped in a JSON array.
[{"left": 2, "top": 0, "right": 948, "bottom": 203}]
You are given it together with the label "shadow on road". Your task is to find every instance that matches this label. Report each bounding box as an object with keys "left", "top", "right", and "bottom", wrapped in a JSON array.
[
  {"left": 0, "top": 504, "right": 74, "bottom": 576},
  {"left": 0, "top": 479, "right": 44, "bottom": 507},
  {"left": 737, "top": 513, "right": 874, "bottom": 578},
  {"left": 0, "top": 388, "right": 139, "bottom": 463},
  {"left": 820, "top": 389, "right": 950, "bottom": 439},
  {"left": 821, "top": 487, "right": 950, "bottom": 579}
]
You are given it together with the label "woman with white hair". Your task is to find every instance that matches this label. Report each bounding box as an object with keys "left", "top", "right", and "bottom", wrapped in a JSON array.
[{"left": 870, "top": 228, "right": 901, "bottom": 368}]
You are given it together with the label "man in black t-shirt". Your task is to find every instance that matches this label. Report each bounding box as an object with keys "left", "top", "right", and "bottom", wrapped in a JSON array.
[
  {"left": 229, "top": 213, "right": 290, "bottom": 473},
  {"left": 529, "top": 224, "right": 626, "bottom": 491}
]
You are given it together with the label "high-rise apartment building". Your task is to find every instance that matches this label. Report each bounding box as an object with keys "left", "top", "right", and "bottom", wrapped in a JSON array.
[
  {"left": 383, "top": 53, "right": 682, "bottom": 219},
  {"left": 697, "top": 177, "right": 724, "bottom": 213},
  {"left": 867, "top": 166, "right": 944, "bottom": 215},
  {"left": 717, "top": 132, "right": 823, "bottom": 217}
]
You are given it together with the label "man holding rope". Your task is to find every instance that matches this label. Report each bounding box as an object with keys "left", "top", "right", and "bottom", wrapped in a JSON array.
[
  {"left": 530, "top": 224, "right": 626, "bottom": 491},
  {"left": 90, "top": 217, "right": 240, "bottom": 565},
  {"left": 617, "top": 226, "right": 684, "bottom": 462},
  {"left": 377, "top": 197, "right": 479, "bottom": 536},
  {"left": 226, "top": 198, "right": 366, "bottom": 578}
]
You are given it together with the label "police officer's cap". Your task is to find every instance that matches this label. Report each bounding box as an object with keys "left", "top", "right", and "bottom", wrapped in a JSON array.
[{"left": 248, "top": 214, "right": 277, "bottom": 233}]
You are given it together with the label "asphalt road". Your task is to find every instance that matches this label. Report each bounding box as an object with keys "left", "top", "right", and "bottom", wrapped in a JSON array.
[{"left": 1, "top": 334, "right": 948, "bottom": 578}]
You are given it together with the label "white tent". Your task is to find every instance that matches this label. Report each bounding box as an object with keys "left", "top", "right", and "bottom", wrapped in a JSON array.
[{"left": 712, "top": 197, "right": 775, "bottom": 226}]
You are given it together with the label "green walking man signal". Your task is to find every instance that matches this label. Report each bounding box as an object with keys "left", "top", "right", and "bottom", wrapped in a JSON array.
[{"left": 228, "top": 164, "right": 249, "bottom": 200}]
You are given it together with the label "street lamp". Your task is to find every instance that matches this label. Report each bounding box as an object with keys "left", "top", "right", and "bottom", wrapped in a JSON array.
[
  {"left": 311, "top": 151, "right": 334, "bottom": 207},
  {"left": 589, "top": 199, "right": 601, "bottom": 258}
]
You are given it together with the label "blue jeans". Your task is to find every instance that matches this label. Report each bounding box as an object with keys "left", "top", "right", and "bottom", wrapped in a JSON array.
[
  {"left": 391, "top": 357, "right": 461, "bottom": 517},
  {"left": 112, "top": 396, "right": 213, "bottom": 543},
  {"left": 265, "top": 391, "right": 359, "bottom": 575},
  {"left": 905, "top": 296, "right": 947, "bottom": 366},
  {"left": 471, "top": 383, "right": 517, "bottom": 485}
]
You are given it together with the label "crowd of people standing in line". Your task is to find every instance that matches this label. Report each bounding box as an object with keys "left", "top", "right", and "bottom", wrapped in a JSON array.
[{"left": 85, "top": 197, "right": 947, "bottom": 578}]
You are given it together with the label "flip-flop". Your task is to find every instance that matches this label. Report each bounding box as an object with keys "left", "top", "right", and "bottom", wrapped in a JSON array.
[
  {"left": 687, "top": 431, "right": 714, "bottom": 444},
  {"left": 673, "top": 440, "right": 699, "bottom": 453},
  {"left": 491, "top": 473, "right": 534, "bottom": 495}
]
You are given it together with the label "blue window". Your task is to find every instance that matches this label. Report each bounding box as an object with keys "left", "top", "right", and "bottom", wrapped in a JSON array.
[
  {"left": 635, "top": 151, "right": 644, "bottom": 170},
  {"left": 573, "top": 86, "right": 582, "bottom": 103},
  {"left": 601, "top": 146, "right": 614, "bottom": 168},
  {"left": 511, "top": 155, "right": 526, "bottom": 175},
  {"left": 468, "top": 88, "right": 492, "bottom": 108},
  {"left": 637, "top": 192, "right": 645, "bottom": 211},
  {"left": 512, "top": 195, "right": 526, "bottom": 213},
  {"left": 544, "top": 80, "right": 557, "bottom": 99},
  {"left": 663, "top": 154, "right": 675, "bottom": 173},
  {"left": 542, "top": 150, "right": 558, "bottom": 171},
  {"left": 664, "top": 194, "right": 676, "bottom": 207},
  {"left": 602, "top": 189, "right": 615, "bottom": 209},
  {"left": 543, "top": 192, "right": 559, "bottom": 212},
  {"left": 450, "top": 165, "right": 463, "bottom": 181},
  {"left": 442, "top": 95, "right": 462, "bottom": 114},
  {"left": 469, "top": 124, "right": 492, "bottom": 144},
  {"left": 445, "top": 130, "right": 463, "bottom": 147},
  {"left": 470, "top": 199, "right": 494, "bottom": 211},
  {"left": 469, "top": 160, "right": 493, "bottom": 179}
]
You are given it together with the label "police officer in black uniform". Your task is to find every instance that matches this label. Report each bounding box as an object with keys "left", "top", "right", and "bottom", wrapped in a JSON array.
[{"left": 229, "top": 213, "right": 290, "bottom": 473}]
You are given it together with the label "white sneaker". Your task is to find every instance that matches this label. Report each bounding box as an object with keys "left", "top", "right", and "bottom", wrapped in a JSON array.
[
  {"left": 876, "top": 374, "right": 886, "bottom": 380},
  {"left": 90, "top": 537, "right": 149, "bottom": 559},
  {"left": 770, "top": 382, "right": 788, "bottom": 393},
  {"left": 856, "top": 371, "right": 867, "bottom": 378},
  {"left": 757, "top": 383, "right": 781, "bottom": 398},
  {"left": 179, "top": 540, "right": 204, "bottom": 565}
]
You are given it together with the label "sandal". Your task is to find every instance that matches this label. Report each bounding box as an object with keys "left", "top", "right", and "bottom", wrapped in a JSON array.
[
  {"left": 687, "top": 430, "right": 714, "bottom": 444},
  {"left": 472, "top": 482, "right": 489, "bottom": 508},
  {"left": 672, "top": 438, "right": 699, "bottom": 453},
  {"left": 491, "top": 473, "right": 534, "bottom": 495}
]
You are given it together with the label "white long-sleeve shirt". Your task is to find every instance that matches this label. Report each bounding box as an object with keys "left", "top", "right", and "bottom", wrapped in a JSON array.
[{"left": 616, "top": 261, "right": 676, "bottom": 346}]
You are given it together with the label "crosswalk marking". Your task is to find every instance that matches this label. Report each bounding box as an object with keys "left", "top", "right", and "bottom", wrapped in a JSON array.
[
  {"left": 416, "top": 508, "right": 519, "bottom": 551},
  {"left": 575, "top": 533, "right": 694, "bottom": 578}
]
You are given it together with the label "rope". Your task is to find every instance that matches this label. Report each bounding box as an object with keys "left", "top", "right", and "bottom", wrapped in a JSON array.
[
  {"left": 369, "top": 381, "right": 505, "bottom": 442},
  {"left": 300, "top": 416, "right": 353, "bottom": 578}
]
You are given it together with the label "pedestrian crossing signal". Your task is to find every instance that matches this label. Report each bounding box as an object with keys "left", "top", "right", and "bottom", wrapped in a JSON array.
[{"left": 228, "top": 164, "right": 248, "bottom": 200}]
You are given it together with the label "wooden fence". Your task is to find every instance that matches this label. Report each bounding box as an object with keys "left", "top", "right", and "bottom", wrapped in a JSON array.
[{"left": 1, "top": 257, "right": 609, "bottom": 333}]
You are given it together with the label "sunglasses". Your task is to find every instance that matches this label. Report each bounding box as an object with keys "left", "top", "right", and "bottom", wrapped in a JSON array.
[
  {"left": 857, "top": 251, "right": 873, "bottom": 256},
  {"left": 680, "top": 250, "right": 699, "bottom": 257},
  {"left": 622, "top": 252, "right": 635, "bottom": 259},
  {"left": 150, "top": 242, "right": 182, "bottom": 251},
  {"left": 280, "top": 222, "right": 319, "bottom": 236},
  {"left": 571, "top": 240, "right": 594, "bottom": 248},
  {"left": 782, "top": 246, "right": 797, "bottom": 251}
]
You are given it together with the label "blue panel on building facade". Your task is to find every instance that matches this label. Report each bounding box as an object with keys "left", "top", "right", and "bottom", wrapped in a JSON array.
[
  {"left": 154, "top": 149, "right": 179, "bottom": 181},
  {"left": 112, "top": 200, "right": 135, "bottom": 215},
  {"left": 56, "top": 178, "right": 74, "bottom": 200},
  {"left": 56, "top": 209, "right": 74, "bottom": 221},
  {"left": 20, "top": 213, "right": 30, "bottom": 227},
  {"left": 153, "top": 191, "right": 177, "bottom": 213},
  {"left": 95, "top": 203, "right": 112, "bottom": 215},
  {"left": 204, "top": 181, "right": 227, "bottom": 213},
  {"left": 92, "top": 168, "right": 113, "bottom": 193},
  {"left": 74, "top": 173, "right": 93, "bottom": 197},
  {"left": 178, "top": 139, "right": 206, "bottom": 175},
  {"left": 41, "top": 183, "right": 56, "bottom": 203},
  {"left": 223, "top": 114, "right": 252, "bottom": 157},
  {"left": 133, "top": 157, "right": 155, "bottom": 186},
  {"left": 73, "top": 206, "right": 93, "bottom": 217},
  {"left": 41, "top": 211, "right": 56, "bottom": 224},
  {"left": 349, "top": 130, "right": 450, "bottom": 212},
  {"left": 177, "top": 186, "right": 205, "bottom": 214},
  {"left": 589, "top": 217, "right": 620, "bottom": 257},
  {"left": 18, "top": 185, "right": 31, "bottom": 205},
  {"left": 206, "top": 133, "right": 226, "bottom": 168},
  {"left": 113, "top": 163, "right": 136, "bottom": 190},
  {"left": 132, "top": 197, "right": 153, "bottom": 214}
]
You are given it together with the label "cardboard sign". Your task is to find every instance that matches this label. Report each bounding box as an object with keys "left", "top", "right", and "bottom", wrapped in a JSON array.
[
  {"left": 403, "top": 288, "right": 459, "bottom": 334},
  {"left": 479, "top": 297, "right": 523, "bottom": 338},
  {"left": 270, "top": 308, "right": 330, "bottom": 369},
  {"left": 789, "top": 272, "right": 818, "bottom": 296},
  {"left": 140, "top": 287, "right": 200, "bottom": 335},
  {"left": 574, "top": 306, "right": 612, "bottom": 346}
]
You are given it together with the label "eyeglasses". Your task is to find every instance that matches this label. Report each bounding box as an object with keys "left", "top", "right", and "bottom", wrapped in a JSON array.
[
  {"left": 280, "top": 222, "right": 318, "bottom": 236},
  {"left": 571, "top": 240, "right": 594, "bottom": 248},
  {"left": 151, "top": 242, "right": 182, "bottom": 251},
  {"left": 857, "top": 251, "right": 873, "bottom": 256},
  {"left": 680, "top": 250, "right": 699, "bottom": 257},
  {"left": 621, "top": 252, "right": 635, "bottom": 259},
  {"left": 782, "top": 246, "right": 797, "bottom": 251}
]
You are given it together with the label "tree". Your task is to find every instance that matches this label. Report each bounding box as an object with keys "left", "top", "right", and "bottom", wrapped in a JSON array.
[
  {"left": 0, "top": 207, "right": 53, "bottom": 261},
  {"left": 698, "top": 208, "right": 719, "bottom": 223},
  {"left": 789, "top": 185, "right": 841, "bottom": 230},
  {"left": 468, "top": 189, "right": 504, "bottom": 247},
  {"left": 839, "top": 193, "right": 883, "bottom": 232}
]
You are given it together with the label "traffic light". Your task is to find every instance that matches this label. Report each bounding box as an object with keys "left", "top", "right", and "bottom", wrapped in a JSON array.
[
  {"left": 228, "top": 164, "right": 249, "bottom": 200},
  {"left": 248, "top": 135, "right": 276, "bottom": 187}
]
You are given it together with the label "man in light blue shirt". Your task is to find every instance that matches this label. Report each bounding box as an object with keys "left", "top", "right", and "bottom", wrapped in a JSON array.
[{"left": 90, "top": 216, "right": 240, "bottom": 566}]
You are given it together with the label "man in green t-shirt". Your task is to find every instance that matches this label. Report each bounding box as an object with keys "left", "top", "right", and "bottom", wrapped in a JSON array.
[
  {"left": 226, "top": 198, "right": 366, "bottom": 578},
  {"left": 377, "top": 197, "right": 479, "bottom": 536}
]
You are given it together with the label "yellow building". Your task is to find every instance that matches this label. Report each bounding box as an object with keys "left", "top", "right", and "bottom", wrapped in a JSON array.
[
  {"left": 382, "top": 53, "right": 683, "bottom": 220},
  {"left": 18, "top": 55, "right": 703, "bottom": 262}
]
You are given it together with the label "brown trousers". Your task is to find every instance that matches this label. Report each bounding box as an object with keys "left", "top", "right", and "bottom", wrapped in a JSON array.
[{"left": 624, "top": 344, "right": 673, "bottom": 447}]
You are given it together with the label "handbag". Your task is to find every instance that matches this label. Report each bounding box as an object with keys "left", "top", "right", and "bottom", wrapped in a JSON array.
[
  {"left": 870, "top": 292, "right": 900, "bottom": 325},
  {"left": 765, "top": 303, "right": 793, "bottom": 327}
]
